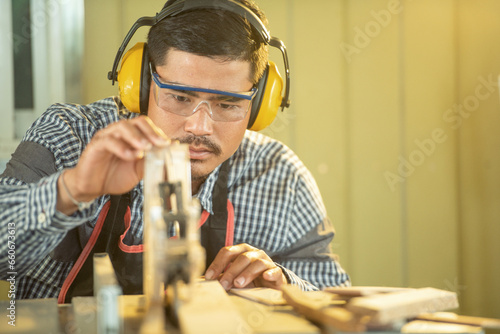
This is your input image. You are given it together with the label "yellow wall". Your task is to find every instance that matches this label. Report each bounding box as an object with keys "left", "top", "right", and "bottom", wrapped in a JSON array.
[
  {"left": 82, "top": 0, "right": 500, "bottom": 317},
  {"left": 3, "top": 0, "right": 497, "bottom": 318},
  {"left": 256, "top": 0, "right": 500, "bottom": 317}
]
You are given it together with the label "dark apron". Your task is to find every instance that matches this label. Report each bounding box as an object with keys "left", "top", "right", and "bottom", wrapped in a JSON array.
[
  {"left": 58, "top": 161, "right": 233, "bottom": 304},
  {"left": 199, "top": 160, "right": 233, "bottom": 269}
]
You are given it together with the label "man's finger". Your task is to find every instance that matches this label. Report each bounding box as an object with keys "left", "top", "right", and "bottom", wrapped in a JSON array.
[
  {"left": 205, "top": 244, "right": 255, "bottom": 280},
  {"left": 228, "top": 256, "right": 272, "bottom": 289},
  {"left": 133, "top": 116, "right": 170, "bottom": 146},
  {"left": 262, "top": 267, "right": 286, "bottom": 284}
]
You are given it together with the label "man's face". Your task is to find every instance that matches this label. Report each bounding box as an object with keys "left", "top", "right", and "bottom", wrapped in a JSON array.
[{"left": 148, "top": 49, "right": 253, "bottom": 190}]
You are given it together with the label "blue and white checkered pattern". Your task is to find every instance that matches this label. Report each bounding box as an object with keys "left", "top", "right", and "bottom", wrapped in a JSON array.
[{"left": 0, "top": 97, "right": 349, "bottom": 299}]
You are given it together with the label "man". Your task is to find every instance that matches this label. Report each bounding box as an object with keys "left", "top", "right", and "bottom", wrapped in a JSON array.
[{"left": 0, "top": 0, "right": 349, "bottom": 301}]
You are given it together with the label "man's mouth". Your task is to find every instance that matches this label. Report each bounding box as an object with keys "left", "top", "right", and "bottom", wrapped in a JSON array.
[
  {"left": 189, "top": 145, "right": 213, "bottom": 160},
  {"left": 175, "top": 135, "right": 222, "bottom": 160}
]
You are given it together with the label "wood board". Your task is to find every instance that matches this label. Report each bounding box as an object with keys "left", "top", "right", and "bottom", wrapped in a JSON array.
[
  {"left": 346, "top": 287, "right": 459, "bottom": 325},
  {"left": 230, "top": 287, "right": 288, "bottom": 306},
  {"left": 281, "top": 284, "right": 367, "bottom": 332},
  {"left": 176, "top": 280, "right": 253, "bottom": 334},
  {"left": 324, "top": 286, "right": 413, "bottom": 297},
  {"left": 415, "top": 312, "right": 500, "bottom": 329}
]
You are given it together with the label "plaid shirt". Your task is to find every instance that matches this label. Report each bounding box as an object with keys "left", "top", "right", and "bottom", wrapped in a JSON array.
[{"left": 0, "top": 97, "right": 350, "bottom": 299}]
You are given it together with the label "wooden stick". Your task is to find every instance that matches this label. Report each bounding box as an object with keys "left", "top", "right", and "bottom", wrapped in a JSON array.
[
  {"left": 324, "top": 286, "right": 413, "bottom": 297},
  {"left": 177, "top": 280, "right": 253, "bottom": 334},
  {"left": 416, "top": 312, "right": 500, "bottom": 329},
  {"left": 402, "top": 320, "right": 483, "bottom": 333},
  {"left": 346, "top": 287, "right": 459, "bottom": 325},
  {"left": 282, "top": 285, "right": 367, "bottom": 332},
  {"left": 230, "top": 287, "right": 288, "bottom": 306}
]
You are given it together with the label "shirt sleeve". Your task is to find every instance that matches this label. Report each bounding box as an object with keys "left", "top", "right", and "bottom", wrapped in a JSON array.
[
  {"left": 228, "top": 134, "right": 351, "bottom": 291},
  {"left": 0, "top": 173, "right": 97, "bottom": 278},
  {"left": 0, "top": 109, "right": 99, "bottom": 278},
  {"left": 272, "top": 159, "right": 351, "bottom": 291},
  {"left": 273, "top": 218, "right": 351, "bottom": 291}
]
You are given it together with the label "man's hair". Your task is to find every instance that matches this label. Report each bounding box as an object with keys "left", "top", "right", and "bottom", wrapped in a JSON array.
[{"left": 147, "top": 0, "right": 269, "bottom": 85}]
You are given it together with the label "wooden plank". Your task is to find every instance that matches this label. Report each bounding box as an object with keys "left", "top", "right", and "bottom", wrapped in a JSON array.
[
  {"left": 230, "top": 287, "right": 288, "bottom": 306},
  {"left": 177, "top": 280, "right": 253, "bottom": 334},
  {"left": 281, "top": 285, "right": 366, "bottom": 332},
  {"left": 72, "top": 296, "right": 97, "bottom": 334},
  {"left": 229, "top": 294, "right": 320, "bottom": 334},
  {"left": 401, "top": 320, "right": 483, "bottom": 333},
  {"left": 416, "top": 312, "right": 500, "bottom": 329},
  {"left": 346, "top": 287, "right": 459, "bottom": 325},
  {"left": 324, "top": 286, "right": 413, "bottom": 297}
]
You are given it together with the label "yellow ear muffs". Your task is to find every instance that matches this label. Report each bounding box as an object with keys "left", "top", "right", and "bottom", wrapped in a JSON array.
[
  {"left": 109, "top": 2, "right": 291, "bottom": 118},
  {"left": 248, "top": 61, "right": 284, "bottom": 131},
  {"left": 117, "top": 42, "right": 151, "bottom": 114}
]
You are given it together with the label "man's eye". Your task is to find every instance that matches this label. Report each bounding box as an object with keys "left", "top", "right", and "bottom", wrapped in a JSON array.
[
  {"left": 219, "top": 103, "right": 238, "bottom": 110},
  {"left": 171, "top": 94, "right": 190, "bottom": 103}
]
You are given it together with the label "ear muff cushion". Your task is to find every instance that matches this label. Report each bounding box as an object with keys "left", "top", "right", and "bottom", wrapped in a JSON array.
[
  {"left": 247, "top": 65, "right": 268, "bottom": 129},
  {"left": 248, "top": 61, "right": 284, "bottom": 131},
  {"left": 117, "top": 42, "right": 150, "bottom": 114},
  {"left": 139, "top": 46, "right": 151, "bottom": 115}
]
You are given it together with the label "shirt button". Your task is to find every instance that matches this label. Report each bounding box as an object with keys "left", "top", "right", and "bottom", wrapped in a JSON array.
[{"left": 38, "top": 212, "right": 46, "bottom": 223}]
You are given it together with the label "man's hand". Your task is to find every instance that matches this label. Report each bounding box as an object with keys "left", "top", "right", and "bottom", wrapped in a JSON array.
[
  {"left": 204, "top": 243, "right": 287, "bottom": 291},
  {"left": 57, "top": 116, "right": 168, "bottom": 215}
]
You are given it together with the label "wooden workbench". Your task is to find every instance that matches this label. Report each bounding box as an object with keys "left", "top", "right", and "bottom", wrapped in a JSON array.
[
  {"left": 0, "top": 284, "right": 320, "bottom": 334},
  {"left": 0, "top": 282, "right": 487, "bottom": 334}
]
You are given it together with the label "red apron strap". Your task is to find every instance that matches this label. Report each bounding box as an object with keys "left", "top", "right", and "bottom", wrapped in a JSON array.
[
  {"left": 118, "top": 207, "right": 143, "bottom": 253},
  {"left": 57, "top": 201, "right": 111, "bottom": 304},
  {"left": 58, "top": 193, "right": 143, "bottom": 303},
  {"left": 198, "top": 199, "right": 234, "bottom": 246},
  {"left": 198, "top": 210, "right": 210, "bottom": 229},
  {"left": 225, "top": 200, "right": 234, "bottom": 247}
]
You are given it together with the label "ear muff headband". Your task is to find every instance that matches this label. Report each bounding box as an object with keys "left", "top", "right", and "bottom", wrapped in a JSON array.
[{"left": 109, "top": 0, "right": 290, "bottom": 130}]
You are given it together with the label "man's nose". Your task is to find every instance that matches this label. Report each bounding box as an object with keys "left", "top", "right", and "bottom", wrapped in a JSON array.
[{"left": 183, "top": 101, "right": 214, "bottom": 136}]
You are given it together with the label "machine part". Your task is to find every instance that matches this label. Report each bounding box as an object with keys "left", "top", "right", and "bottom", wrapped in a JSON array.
[
  {"left": 94, "top": 253, "right": 123, "bottom": 334},
  {"left": 142, "top": 143, "right": 205, "bottom": 329}
]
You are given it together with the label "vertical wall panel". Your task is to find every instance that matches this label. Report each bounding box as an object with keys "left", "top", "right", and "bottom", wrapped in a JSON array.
[
  {"left": 83, "top": 0, "right": 165, "bottom": 103},
  {"left": 0, "top": 0, "right": 14, "bottom": 141},
  {"left": 344, "top": 1, "right": 404, "bottom": 286},
  {"left": 291, "top": 0, "right": 351, "bottom": 270},
  {"left": 260, "top": 0, "right": 352, "bottom": 270},
  {"left": 83, "top": 0, "right": 122, "bottom": 103},
  {"left": 258, "top": 0, "right": 295, "bottom": 147},
  {"left": 456, "top": 0, "right": 500, "bottom": 318},
  {"left": 402, "top": 0, "right": 459, "bottom": 289}
]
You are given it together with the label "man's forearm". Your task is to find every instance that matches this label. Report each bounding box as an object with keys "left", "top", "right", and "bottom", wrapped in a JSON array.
[{"left": 0, "top": 173, "right": 90, "bottom": 278}]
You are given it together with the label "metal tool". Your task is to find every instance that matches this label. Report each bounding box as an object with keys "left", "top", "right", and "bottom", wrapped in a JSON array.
[{"left": 141, "top": 143, "right": 206, "bottom": 332}]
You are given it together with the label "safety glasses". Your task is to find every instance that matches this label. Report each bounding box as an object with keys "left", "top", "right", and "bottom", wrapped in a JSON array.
[{"left": 151, "top": 71, "right": 258, "bottom": 122}]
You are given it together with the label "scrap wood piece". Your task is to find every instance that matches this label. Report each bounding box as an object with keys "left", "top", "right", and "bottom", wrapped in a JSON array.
[
  {"left": 72, "top": 297, "right": 97, "bottom": 334},
  {"left": 281, "top": 284, "right": 367, "bottom": 332},
  {"left": 324, "top": 286, "right": 413, "bottom": 297},
  {"left": 230, "top": 287, "right": 288, "bottom": 306},
  {"left": 346, "top": 287, "right": 459, "bottom": 325},
  {"left": 416, "top": 312, "right": 500, "bottom": 329},
  {"left": 229, "top": 293, "right": 319, "bottom": 333},
  {"left": 177, "top": 280, "right": 253, "bottom": 334},
  {"left": 402, "top": 320, "right": 483, "bottom": 333},
  {"left": 231, "top": 287, "right": 347, "bottom": 307}
]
